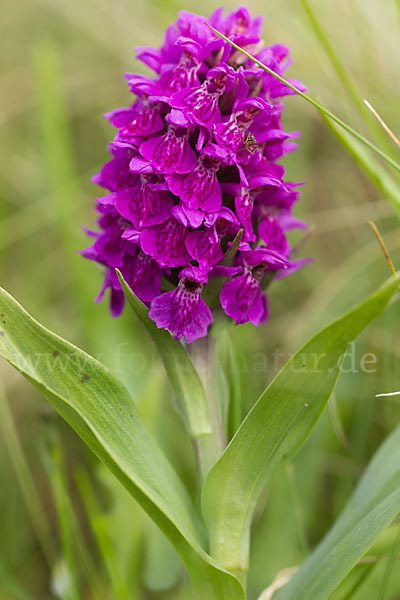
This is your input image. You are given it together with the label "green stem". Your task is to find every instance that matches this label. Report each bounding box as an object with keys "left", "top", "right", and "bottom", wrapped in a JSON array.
[
  {"left": 207, "top": 25, "right": 400, "bottom": 176},
  {"left": 189, "top": 338, "right": 226, "bottom": 460},
  {"left": 194, "top": 426, "right": 221, "bottom": 483},
  {"left": 118, "top": 272, "right": 220, "bottom": 481}
]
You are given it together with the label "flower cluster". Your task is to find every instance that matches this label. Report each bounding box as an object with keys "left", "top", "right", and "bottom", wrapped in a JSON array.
[{"left": 83, "top": 6, "right": 308, "bottom": 343}]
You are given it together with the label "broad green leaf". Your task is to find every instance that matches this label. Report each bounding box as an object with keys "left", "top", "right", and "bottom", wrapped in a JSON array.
[
  {"left": 117, "top": 270, "right": 219, "bottom": 478},
  {"left": 0, "top": 286, "right": 244, "bottom": 600},
  {"left": 275, "top": 422, "right": 400, "bottom": 600},
  {"left": 202, "top": 274, "right": 400, "bottom": 583}
]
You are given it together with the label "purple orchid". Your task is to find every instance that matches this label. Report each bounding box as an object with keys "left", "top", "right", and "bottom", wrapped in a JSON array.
[
  {"left": 149, "top": 269, "right": 212, "bottom": 343},
  {"left": 167, "top": 143, "right": 225, "bottom": 212},
  {"left": 139, "top": 123, "right": 197, "bottom": 174},
  {"left": 83, "top": 6, "right": 308, "bottom": 343},
  {"left": 220, "top": 245, "right": 288, "bottom": 325},
  {"left": 140, "top": 217, "right": 191, "bottom": 267},
  {"left": 170, "top": 63, "right": 237, "bottom": 128},
  {"left": 113, "top": 176, "right": 173, "bottom": 229}
]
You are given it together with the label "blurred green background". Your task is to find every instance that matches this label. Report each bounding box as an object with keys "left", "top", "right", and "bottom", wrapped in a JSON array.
[{"left": 1, "top": 0, "right": 400, "bottom": 598}]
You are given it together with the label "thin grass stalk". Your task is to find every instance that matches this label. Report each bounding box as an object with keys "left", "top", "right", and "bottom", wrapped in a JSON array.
[
  {"left": 33, "top": 40, "right": 93, "bottom": 330},
  {"left": 377, "top": 517, "right": 400, "bottom": 599},
  {"left": 321, "top": 115, "right": 400, "bottom": 217},
  {"left": 0, "top": 381, "right": 55, "bottom": 567},
  {"left": 298, "top": 0, "right": 397, "bottom": 157},
  {"left": 207, "top": 25, "right": 400, "bottom": 176},
  {"left": 43, "top": 440, "right": 104, "bottom": 600},
  {"left": 74, "top": 467, "right": 134, "bottom": 600}
]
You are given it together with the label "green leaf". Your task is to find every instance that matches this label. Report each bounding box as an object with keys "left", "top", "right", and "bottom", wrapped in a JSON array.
[
  {"left": 201, "top": 274, "right": 400, "bottom": 583},
  {"left": 117, "top": 270, "right": 219, "bottom": 478},
  {"left": 0, "top": 286, "right": 244, "bottom": 600},
  {"left": 275, "top": 422, "right": 400, "bottom": 600},
  {"left": 221, "top": 228, "right": 243, "bottom": 267}
]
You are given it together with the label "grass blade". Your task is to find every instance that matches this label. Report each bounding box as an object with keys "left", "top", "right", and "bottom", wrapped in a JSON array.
[
  {"left": 44, "top": 443, "right": 81, "bottom": 600},
  {"left": 298, "top": 0, "right": 395, "bottom": 155},
  {"left": 0, "top": 379, "right": 55, "bottom": 567},
  {"left": 33, "top": 40, "right": 94, "bottom": 327},
  {"left": 207, "top": 25, "right": 400, "bottom": 176},
  {"left": 276, "top": 423, "right": 400, "bottom": 599},
  {"left": 322, "top": 110, "right": 400, "bottom": 216},
  {"left": 74, "top": 467, "right": 133, "bottom": 600}
]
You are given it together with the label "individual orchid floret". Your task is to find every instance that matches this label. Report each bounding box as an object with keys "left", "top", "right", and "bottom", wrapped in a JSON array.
[
  {"left": 139, "top": 123, "right": 198, "bottom": 174},
  {"left": 220, "top": 245, "right": 288, "bottom": 325},
  {"left": 107, "top": 176, "right": 173, "bottom": 230},
  {"left": 149, "top": 267, "right": 212, "bottom": 343},
  {"left": 167, "top": 143, "right": 226, "bottom": 213},
  {"left": 170, "top": 64, "right": 238, "bottom": 128},
  {"left": 83, "top": 6, "right": 309, "bottom": 343},
  {"left": 140, "top": 217, "right": 191, "bottom": 267}
]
